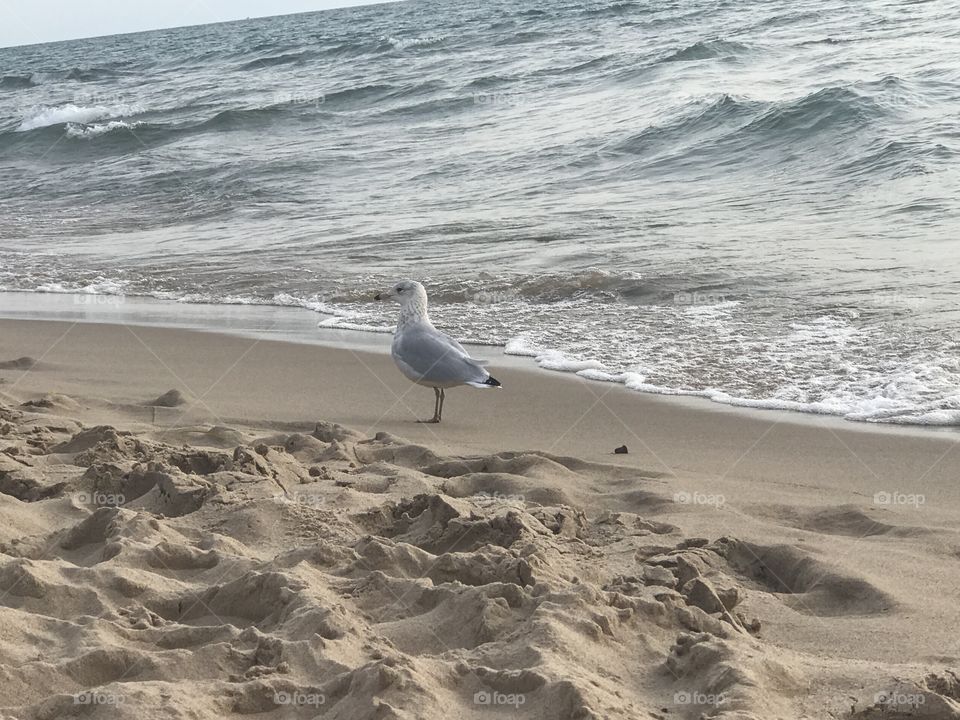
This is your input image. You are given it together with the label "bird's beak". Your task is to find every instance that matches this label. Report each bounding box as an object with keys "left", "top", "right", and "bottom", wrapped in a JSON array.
[
  {"left": 373, "top": 292, "right": 382, "bottom": 300},
  {"left": 374, "top": 288, "right": 393, "bottom": 301}
]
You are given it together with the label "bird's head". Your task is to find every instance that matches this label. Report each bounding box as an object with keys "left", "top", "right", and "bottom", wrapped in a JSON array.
[{"left": 374, "top": 279, "right": 426, "bottom": 305}]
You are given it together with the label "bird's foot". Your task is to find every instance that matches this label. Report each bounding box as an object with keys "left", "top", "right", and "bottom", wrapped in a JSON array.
[{"left": 417, "top": 418, "right": 441, "bottom": 424}]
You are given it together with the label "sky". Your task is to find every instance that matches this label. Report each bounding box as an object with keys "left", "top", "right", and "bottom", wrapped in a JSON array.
[{"left": 0, "top": 0, "right": 386, "bottom": 48}]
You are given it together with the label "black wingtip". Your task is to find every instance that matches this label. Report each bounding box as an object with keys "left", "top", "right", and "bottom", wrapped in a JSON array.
[{"left": 485, "top": 376, "right": 502, "bottom": 387}]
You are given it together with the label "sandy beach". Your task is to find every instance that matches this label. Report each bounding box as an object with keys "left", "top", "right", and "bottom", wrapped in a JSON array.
[
  {"left": 1, "top": 314, "right": 959, "bottom": 719},
  {"left": 5, "top": 0, "right": 960, "bottom": 716}
]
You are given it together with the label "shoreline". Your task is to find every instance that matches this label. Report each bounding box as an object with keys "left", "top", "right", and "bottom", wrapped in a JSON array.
[
  {"left": 0, "top": 289, "right": 955, "bottom": 442},
  {"left": 2, "top": 314, "right": 958, "bottom": 491}
]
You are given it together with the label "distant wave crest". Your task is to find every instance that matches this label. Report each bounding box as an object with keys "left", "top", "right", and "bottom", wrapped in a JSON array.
[
  {"left": 662, "top": 39, "right": 750, "bottom": 62},
  {"left": 16, "top": 103, "right": 141, "bottom": 132},
  {"left": 1, "top": 74, "right": 35, "bottom": 89}
]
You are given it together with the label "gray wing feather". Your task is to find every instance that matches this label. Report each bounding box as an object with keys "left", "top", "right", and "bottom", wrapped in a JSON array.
[
  {"left": 432, "top": 331, "right": 469, "bottom": 357},
  {"left": 394, "top": 326, "right": 488, "bottom": 385}
]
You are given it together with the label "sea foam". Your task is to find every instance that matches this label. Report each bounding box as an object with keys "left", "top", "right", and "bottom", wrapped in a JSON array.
[{"left": 17, "top": 103, "right": 140, "bottom": 132}]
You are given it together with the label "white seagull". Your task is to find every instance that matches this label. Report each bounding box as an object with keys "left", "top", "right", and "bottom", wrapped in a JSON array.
[{"left": 375, "top": 280, "right": 501, "bottom": 423}]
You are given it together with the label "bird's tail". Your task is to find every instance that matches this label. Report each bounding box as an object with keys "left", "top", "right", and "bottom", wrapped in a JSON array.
[{"left": 466, "top": 375, "right": 502, "bottom": 389}]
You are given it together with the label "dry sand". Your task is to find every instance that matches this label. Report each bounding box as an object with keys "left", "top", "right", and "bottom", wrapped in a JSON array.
[{"left": 0, "top": 316, "right": 958, "bottom": 719}]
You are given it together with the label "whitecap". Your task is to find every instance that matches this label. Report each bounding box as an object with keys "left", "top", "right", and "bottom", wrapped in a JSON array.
[
  {"left": 65, "top": 120, "right": 143, "bottom": 138},
  {"left": 17, "top": 103, "right": 141, "bottom": 132}
]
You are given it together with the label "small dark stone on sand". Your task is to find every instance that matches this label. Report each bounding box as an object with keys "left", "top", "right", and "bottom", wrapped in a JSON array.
[
  {"left": 614, "top": 445, "right": 628, "bottom": 454},
  {"left": 148, "top": 389, "right": 185, "bottom": 407}
]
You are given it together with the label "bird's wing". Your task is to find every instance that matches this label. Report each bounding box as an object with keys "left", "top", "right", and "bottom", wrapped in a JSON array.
[
  {"left": 431, "top": 329, "right": 469, "bottom": 356},
  {"left": 429, "top": 328, "right": 490, "bottom": 363},
  {"left": 394, "top": 325, "right": 488, "bottom": 386}
]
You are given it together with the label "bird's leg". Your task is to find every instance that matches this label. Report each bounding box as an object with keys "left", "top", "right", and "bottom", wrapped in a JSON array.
[
  {"left": 438, "top": 388, "right": 445, "bottom": 422},
  {"left": 417, "top": 387, "right": 441, "bottom": 423}
]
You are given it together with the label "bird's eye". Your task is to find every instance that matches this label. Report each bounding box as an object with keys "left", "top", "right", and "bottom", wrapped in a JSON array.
[{"left": 395, "top": 286, "right": 403, "bottom": 292}]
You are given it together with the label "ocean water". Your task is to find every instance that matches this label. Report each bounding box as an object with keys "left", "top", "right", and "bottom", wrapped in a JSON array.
[{"left": 2, "top": 0, "right": 960, "bottom": 425}]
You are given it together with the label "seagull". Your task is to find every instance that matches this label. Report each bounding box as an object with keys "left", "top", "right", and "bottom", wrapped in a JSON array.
[{"left": 374, "top": 280, "right": 501, "bottom": 423}]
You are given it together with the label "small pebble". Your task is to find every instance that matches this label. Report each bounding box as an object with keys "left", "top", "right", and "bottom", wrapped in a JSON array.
[{"left": 614, "top": 445, "right": 628, "bottom": 454}]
